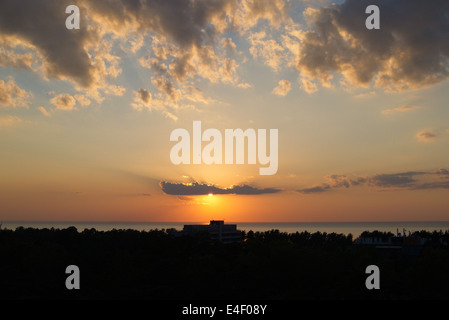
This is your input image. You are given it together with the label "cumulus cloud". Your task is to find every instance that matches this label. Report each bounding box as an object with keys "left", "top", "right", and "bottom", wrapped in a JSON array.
[
  {"left": 50, "top": 93, "right": 77, "bottom": 111},
  {"left": 87, "top": 0, "right": 236, "bottom": 47},
  {"left": 137, "top": 88, "right": 151, "bottom": 104},
  {"left": 0, "top": 0, "right": 298, "bottom": 118},
  {"left": 131, "top": 88, "right": 152, "bottom": 110},
  {"left": 237, "top": 82, "right": 252, "bottom": 89},
  {"left": 272, "top": 79, "right": 291, "bottom": 96},
  {"left": 3, "top": 0, "right": 446, "bottom": 122},
  {"left": 74, "top": 94, "right": 91, "bottom": 107},
  {"left": 219, "top": 58, "right": 238, "bottom": 83},
  {"left": 0, "top": 78, "right": 32, "bottom": 108},
  {"left": 160, "top": 181, "right": 281, "bottom": 195},
  {"left": 249, "top": 31, "right": 287, "bottom": 72},
  {"left": 0, "top": 48, "right": 36, "bottom": 70},
  {"left": 221, "top": 37, "right": 238, "bottom": 54},
  {"left": 235, "top": 0, "right": 291, "bottom": 30},
  {"left": 296, "top": 0, "right": 449, "bottom": 92},
  {"left": 300, "top": 78, "right": 318, "bottom": 94},
  {"left": 0, "top": 1, "right": 96, "bottom": 88},
  {"left": 103, "top": 85, "right": 126, "bottom": 97},
  {"left": 152, "top": 77, "right": 181, "bottom": 102},
  {"left": 84, "top": 0, "right": 263, "bottom": 109},
  {"left": 0, "top": 0, "right": 126, "bottom": 104}
]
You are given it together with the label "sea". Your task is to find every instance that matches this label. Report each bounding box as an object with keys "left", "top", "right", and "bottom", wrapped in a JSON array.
[{"left": 2, "top": 221, "right": 449, "bottom": 238}]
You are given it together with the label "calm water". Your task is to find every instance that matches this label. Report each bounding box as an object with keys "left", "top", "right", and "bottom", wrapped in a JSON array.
[{"left": 2, "top": 221, "right": 449, "bottom": 237}]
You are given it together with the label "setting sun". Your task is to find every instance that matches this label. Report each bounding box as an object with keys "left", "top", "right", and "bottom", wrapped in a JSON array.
[{"left": 208, "top": 193, "right": 213, "bottom": 197}]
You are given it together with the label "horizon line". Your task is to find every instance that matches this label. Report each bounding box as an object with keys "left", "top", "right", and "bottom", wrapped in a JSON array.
[{"left": 3, "top": 220, "right": 449, "bottom": 224}]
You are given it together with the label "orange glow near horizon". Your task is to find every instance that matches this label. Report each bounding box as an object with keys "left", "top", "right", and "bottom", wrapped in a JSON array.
[{"left": 3, "top": 186, "right": 449, "bottom": 223}]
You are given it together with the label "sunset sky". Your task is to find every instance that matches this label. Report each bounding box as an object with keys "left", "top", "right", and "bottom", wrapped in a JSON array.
[{"left": 1, "top": 0, "right": 449, "bottom": 223}]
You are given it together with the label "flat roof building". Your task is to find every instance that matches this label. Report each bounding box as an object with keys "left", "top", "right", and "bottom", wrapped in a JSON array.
[
  {"left": 354, "top": 228, "right": 428, "bottom": 258},
  {"left": 180, "top": 220, "right": 242, "bottom": 244}
]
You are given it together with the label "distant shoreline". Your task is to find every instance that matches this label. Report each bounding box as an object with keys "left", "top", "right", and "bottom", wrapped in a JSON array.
[{"left": 2, "top": 220, "right": 449, "bottom": 238}]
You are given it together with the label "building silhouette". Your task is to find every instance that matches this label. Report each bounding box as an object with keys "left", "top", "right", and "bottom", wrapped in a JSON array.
[
  {"left": 354, "top": 228, "right": 428, "bottom": 257},
  {"left": 180, "top": 220, "right": 242, "bottom": 243}
]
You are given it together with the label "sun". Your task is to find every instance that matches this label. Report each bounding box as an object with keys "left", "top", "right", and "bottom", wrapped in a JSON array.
[{"left": 208, "top": 193, "right": 213, "bottom": 197}]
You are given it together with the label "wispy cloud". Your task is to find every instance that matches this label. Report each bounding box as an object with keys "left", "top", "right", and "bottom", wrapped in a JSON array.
[
  {"left": 37, "top": 106, "right": 51, "bottom": 117},
  {"left": 416, "top": 130, "right": 438, "bottom": 142},
  {"left": 0, "top": 115, "right": 22, "bottom": 127},
  {"left": 369, "top": 172, "right": 424, "bottom": 188},
  {"left": 297, "top": 185, "right": 330, "bottom": 194},
  {"left": 297, "top": 169, "right": 449, "bottom": 194},
  {"left": 354, "top": 91, "right": 376, "bottom": 98},
  {"left": 382, "top": 105, "right": 418, "bottom": 115}
]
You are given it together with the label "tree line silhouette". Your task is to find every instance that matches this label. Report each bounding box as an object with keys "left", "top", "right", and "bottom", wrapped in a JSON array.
[{"left": 1, "top": 226, "right": 449, "bottom": 299}]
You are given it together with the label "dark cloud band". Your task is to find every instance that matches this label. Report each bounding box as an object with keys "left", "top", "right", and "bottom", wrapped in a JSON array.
[
  {"left": 160, "top": 181, "right": 281, "bottom": 195},
  {"left": 297, "top": 0, "right": 449, "bottom": 91},
  {"left": 297, "top": 169, "right": 449, "bottom": 194}
]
